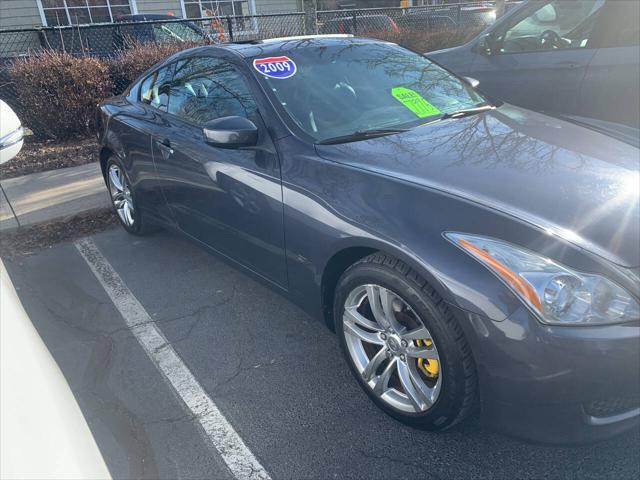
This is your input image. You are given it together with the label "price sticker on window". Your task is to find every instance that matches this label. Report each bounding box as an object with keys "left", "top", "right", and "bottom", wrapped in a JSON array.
[
  {"left": 253, "top": 56, "right": 297, "bottom": 79},
  {"left": 391, "top": 87, "right": 441, "bottom": 118}
]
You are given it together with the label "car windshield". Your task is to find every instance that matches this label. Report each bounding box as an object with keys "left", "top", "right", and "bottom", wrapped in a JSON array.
[
  {"left": 248, "top": 41, "right": 488, "bottom": 143},
  {"left": 152, "top": 22, "right": 202, "bottom": 42}
]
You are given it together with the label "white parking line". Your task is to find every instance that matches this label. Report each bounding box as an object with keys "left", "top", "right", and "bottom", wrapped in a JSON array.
[{"left": 75, "top": 238, "right": 271, "bottom": 480}]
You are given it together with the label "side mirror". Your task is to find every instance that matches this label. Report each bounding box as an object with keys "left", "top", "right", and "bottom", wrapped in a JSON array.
[
  {"left": 203, "top": 116, "right": 258, "bottom": 148},
  {"left": 463, "top": 76, "right": 480, "bottom": 88},
  {"left": 475, "top": 33, "right": 498, "bottom": 56}
]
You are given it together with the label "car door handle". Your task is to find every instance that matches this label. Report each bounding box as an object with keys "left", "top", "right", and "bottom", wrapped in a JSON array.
[{"left": 155, "top": 138, "right": 174, "bottom": 157}]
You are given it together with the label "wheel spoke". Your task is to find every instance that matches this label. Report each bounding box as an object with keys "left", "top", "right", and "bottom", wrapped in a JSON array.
[
  {"left": 405, "top": 344, "right": 439, "bottom": 360},
  {"left": 408, "top": 361, "right": 436, "bottom": 408},
  {"left": 343, "top": 319, "right": 384, "bottom": 345},
  {"left": 344, "top": 305, "right": 382, "bottom": 332},
  {"left": 378, "top": 287, "right": 406, "bottom": 334},
  {"left": 123, "top": 201, "right": 134, "bottom": 226},
  {"left": 109, "top": 166, "right": 123, "bottom": 192},
  {"left": 118, "top": 167, "right": 125, "bottom": 189},
  {"left": 112, "top": 193, "right": 125, "bottom": 208},
  {"left": 372, "top": 357, "right": 396, "bottom": 396},
  {"left": 401, "top": 326, "right": 433, "bottom": 342},
  {"left": 397, "top": 360, "right": 431, "bottom": 411},
  {"left": 366, "top": 286, "right": 404, "bottom": 333},
  {"left": 366, "top": 285, "right": 386, "bottom": 327},
  {"left": 362, "top": 347, "right": 388, "bottom": 382}
]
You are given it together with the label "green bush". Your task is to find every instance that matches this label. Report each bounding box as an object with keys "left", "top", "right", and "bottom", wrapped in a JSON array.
[{"left": 9, "top": 50, "right": 113, "bottom": 140}]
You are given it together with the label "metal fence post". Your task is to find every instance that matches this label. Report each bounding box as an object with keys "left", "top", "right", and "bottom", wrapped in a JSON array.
[
  {"left": 352, "top": 11, "right": 357, "bottom": 34},
  {"left": 456, "top": 4, "right": 461, "bottom": 26},
  {"left": 226, "top": 16, "right": 234, "bottom": 41},
  {"left": 302, "top": 0, "right": 317, "bottom": 35}
]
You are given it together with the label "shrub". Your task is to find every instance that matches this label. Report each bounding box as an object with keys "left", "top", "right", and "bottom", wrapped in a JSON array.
[
  {"left": 374, "top": 26, "right": 484, "bottom": 53},
  {"left": 108, "top": 40, "right": 204, "bottom": 95},
  {"left": 9, "top": 51, "right": 113, "bottom": 140}
]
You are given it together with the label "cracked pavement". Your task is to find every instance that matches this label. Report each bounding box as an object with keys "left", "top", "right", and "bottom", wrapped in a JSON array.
[{"left": 4, "top": 227, "right": 640, "bottom": 480}]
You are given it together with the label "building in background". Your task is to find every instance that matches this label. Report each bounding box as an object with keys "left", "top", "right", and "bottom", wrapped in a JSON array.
[{"left": 0, "top": 0, "right": 304, "bottom": 30}]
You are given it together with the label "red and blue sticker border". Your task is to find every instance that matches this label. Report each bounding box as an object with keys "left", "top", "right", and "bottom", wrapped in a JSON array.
[{"left": 253, "top": 56, "right": 297, "bottom": 79}]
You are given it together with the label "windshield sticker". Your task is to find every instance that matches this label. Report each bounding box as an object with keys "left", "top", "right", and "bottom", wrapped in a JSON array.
[
  {"left": 253, "top": 56, "right": 296, "bottom": 79},
  {"left": 391, "top": 87, "right": 441, "bottom": 118}
]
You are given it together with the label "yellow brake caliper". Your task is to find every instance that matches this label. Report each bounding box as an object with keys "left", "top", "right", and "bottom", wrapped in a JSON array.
[{"left": 415, "top": 339, "right": 439, "bottom": 378}]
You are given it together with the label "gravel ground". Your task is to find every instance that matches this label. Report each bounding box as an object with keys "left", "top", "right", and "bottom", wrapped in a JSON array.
[{"left": 0, "top": 135, "right": 96, "bottom": 180}]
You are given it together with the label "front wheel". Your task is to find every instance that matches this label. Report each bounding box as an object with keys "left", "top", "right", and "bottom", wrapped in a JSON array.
[{"left": 335, "top": 252, "right": 478, "bottom": 430}]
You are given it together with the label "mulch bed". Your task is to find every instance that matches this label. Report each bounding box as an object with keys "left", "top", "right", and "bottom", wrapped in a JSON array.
[
  {"left": 0, "top": 208, "right": 118, "bottom": 258},
  {"left": 0, "top": 135, "right": 97, "bottom": 180}
]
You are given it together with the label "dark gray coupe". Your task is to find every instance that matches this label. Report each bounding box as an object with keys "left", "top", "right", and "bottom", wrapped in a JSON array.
[{"left": 96, "top": 36, "right": 640, "bottom": 444}]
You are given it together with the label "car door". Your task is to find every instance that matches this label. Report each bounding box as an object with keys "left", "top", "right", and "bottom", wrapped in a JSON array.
[
  {"left": 150, "top": 55, "right": 287, "bottom": 288},
  {"left": 572, "top": 0, "right": 640, "bottom": 130},
  {"left": 108, "top": 64, "right": 175, "bottom": 225},
  {"left": 469, "top": 0, "right": 606, "bottom": 116}
]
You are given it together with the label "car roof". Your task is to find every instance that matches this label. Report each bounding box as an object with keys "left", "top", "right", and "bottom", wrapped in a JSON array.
[{"left": 212, "top": 35, "right": 387, "bottom": 58}]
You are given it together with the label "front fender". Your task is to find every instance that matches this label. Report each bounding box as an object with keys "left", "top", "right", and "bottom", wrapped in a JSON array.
[
  {"left": 280, "top": 141, "right": 629, "bottom": 329},
  {"left": 279, "top": 143, "right": 524, "bottom": 324}
]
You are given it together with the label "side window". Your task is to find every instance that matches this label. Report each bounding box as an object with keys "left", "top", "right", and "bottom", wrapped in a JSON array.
[
  {"left": 139, "top": 74, "right": 155, "bottom": 103},
  {"left": 139, "top": 65, "right": 173, "bottom": 112},
  {"left": 498, "top": 0, "right": 606, "bottom": 53},
  {"left": 167, "top": 57, "right": 258, "bottom": 126}
]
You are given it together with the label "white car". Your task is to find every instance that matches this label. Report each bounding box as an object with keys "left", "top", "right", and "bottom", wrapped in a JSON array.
[
  {"left": 0, "top": 99, "right": 24, "bottom": 165},
  {"left": 1, "top": 261, "right": 111, "bottom": 478},
  {"left": 1, "top": 99, "right": 110, "bottom": 477}
]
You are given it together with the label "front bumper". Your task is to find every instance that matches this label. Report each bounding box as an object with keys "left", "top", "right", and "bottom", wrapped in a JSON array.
[{"left": 451, "top": 304, "right": 640, "bottom": 444}]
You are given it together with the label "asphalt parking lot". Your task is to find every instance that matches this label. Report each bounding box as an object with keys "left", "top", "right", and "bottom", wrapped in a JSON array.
[{"left": 5, "top": 226, "right": 640, "bottom": 480}]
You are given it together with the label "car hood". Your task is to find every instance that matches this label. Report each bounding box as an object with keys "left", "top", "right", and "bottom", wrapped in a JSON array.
[{"left": 315, "top": 105, "right": 640, "bottom": 267}]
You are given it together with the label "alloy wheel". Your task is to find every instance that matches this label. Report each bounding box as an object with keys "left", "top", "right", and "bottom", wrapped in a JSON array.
[
  {"left": 108, "top": 163, "right": 135, "bottom": 228},
  {"left": 343, "top": 284, "right": 442, "bottom": 413}
]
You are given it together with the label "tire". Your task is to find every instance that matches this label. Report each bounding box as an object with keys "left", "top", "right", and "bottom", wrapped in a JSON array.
[
  {"left": 105, "top": 157, "right": 155, "bottom": 236},
  {"left": 334, "top": 252, "right": 478, "bottom": 431}
]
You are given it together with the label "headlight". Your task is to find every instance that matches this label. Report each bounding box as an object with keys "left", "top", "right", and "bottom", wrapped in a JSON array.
[{"left": 445, "top": 232, "right": 640, "bottom": 325}]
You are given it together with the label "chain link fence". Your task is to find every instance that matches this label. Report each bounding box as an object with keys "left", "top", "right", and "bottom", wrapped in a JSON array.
[
  {"left": 0, "top": 2, "right": 521, "bottom": 139},
  {"left": 0, "top": 13, "right": 306, "bottom": 60}
]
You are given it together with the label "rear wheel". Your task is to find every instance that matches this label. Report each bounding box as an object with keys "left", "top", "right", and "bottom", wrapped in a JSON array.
[
  {"left": 335, "top": 252, "right": 477, "bottom": 430},
  {"left": 106, "top": 158, "right": 154, "bottom": 236}
]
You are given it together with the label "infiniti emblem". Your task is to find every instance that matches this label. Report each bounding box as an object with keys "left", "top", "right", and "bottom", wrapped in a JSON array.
[{"left": 387, "top": 336, "right": 401, "bottom": 355}]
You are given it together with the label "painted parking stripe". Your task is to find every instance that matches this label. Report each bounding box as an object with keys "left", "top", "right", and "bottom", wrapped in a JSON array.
[{"left": 75, "top": 238, "right": 271, "bottom": 480}]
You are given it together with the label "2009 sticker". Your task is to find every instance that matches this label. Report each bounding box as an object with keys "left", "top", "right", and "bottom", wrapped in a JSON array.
[{"left": 253, "top": 56, "right": 296, "bottom": 79}]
